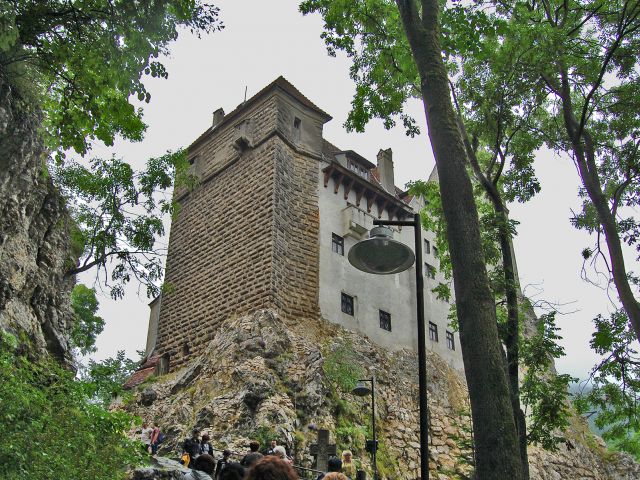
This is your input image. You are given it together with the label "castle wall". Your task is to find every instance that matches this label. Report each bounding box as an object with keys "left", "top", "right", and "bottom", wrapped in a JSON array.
[
  {"left": 317, "top": 180, "right": 463, "bottom": 370},
  {"left": 155, "top": 88, "right": 327, "bottom": 370}
]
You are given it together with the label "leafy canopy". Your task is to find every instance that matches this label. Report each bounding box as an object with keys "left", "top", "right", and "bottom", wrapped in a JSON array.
[
  {"left": 55, "top": 150, "right": 194, "bottom": 299},
  {"left": 69, "top": 283, "right": 105, "bottom": 355},
  {"left": 0, "top": 332, "right": 143, "bottom": 479},
  {"left": 0, "top": 0, "right": 223, "bottom": 157}
]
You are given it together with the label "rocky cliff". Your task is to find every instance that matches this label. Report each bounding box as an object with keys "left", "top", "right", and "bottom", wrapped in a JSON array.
[
  {"left": 0, "top": 72, "right": 75, "bottom": 363},
  {"left": 122, "top": 309, "right": 640, "bottom": 480}
]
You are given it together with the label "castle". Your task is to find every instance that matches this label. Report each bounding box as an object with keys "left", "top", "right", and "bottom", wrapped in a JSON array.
[{"left": 142, "top": 77, "right": 463, "bottom": 376}]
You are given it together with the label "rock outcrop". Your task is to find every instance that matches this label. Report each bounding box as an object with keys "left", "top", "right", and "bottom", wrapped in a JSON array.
[
  {"left": 123, "top": 309, "right": 640, "bottom": 479},
  {"left": 0, "top": 72, "right": 75, "bottom": 363}
]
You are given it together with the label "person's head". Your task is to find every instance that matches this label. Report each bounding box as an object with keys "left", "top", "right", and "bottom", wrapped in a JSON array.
[
  {"left": 246, "top": 456, "right": 298, "bottom": 480},
  {"left": 223, "top": 449, "right": 232, "bottom": 459},
  {"left": 327, "top": 457, "right": 342, "bottom": 472},
  {"left": 192, "top": 428, "right": 200, "bottom": 440},
  {"left": 341, "top": 450, "right": 352, "bottom": 463},
  {"left": 193, "top": 454, "right": 216, "bottom": 475},
  {"left": 243, "top": 452, "right": 263, "bottom": 468},
  {"left": 323, "top": 474, "right": 348, "bottom": 480},
  {"left": 271, "top": 440, "right": 277, "bottom": 448},
  {"left": 220, "top": 462, "right": 246, "bottom": 480},
  {"left": 201, "top": 434, "right": 210, "bottom": 443},
  {"left": 273, "top": 446, "right": 287, "bottom": 459},
  {"left": 249, "top": 441, "right": 260, "bottom": 452}
]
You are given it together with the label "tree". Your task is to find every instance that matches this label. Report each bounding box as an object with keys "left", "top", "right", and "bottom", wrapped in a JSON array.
[
  {"left": 478, "top": 0, "right": 640, "bottom": 342},
  {"left": 82, "top": 350, "right": 141, "bottom": 407},
  {"left": 1, "top": 1, "right": 221, "bottom": 297},
  {"left": 55, "top": 150, "right": 194, "bottom": 299},
  {"left": 69, "top": 283, "right": 105, "bottom": 355},
  {"left": 1, "top": 0, "right": 222, "bottom": 156},
  {"left": 301, "top": 1, "right": 524, "bottom": 477}
]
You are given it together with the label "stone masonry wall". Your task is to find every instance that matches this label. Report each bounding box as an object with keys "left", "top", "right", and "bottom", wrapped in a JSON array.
[
  {"left": 156, "top": 91, "right": 324, "bottom": 370},
  {"left": 270, "top": 143, "right": 320, "bottom": 321}
]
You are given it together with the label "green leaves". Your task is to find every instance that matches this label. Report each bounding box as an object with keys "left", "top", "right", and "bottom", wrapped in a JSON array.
[
  {"left": 70, "top": 284, "right": 105, "bottom": 356},
  {"left": 54, "top": 150, "right": 190, "bottom": 299},
  {"left": 574, "top": 310, "right": 640, "bottom": 460},
  {"left": 0, "top": 336, "right": 143, "bottom": 479},
  {"left": 1, "top": 1, "right": 223, "bottom": 156},
  {"left": 520, "top": 312, "right": 575, "bottom": 450}
]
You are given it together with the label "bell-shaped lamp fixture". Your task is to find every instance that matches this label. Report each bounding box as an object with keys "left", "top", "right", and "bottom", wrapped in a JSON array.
[
  {"left": 348, "top": 226, "right": 415, "bottom": 275},
  {"left": 352, "top": 380, "right": 372, "bottom": 397}
]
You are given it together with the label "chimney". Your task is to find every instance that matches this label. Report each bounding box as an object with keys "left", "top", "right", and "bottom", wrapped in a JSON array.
[
  {"left": 376, "top": 148, "right": 395, "bottom": 194},
  {"left": 212, "top": 108, "right": 225, "bottom": 128}
]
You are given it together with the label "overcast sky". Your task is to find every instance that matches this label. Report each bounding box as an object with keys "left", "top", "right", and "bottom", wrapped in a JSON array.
[{"left": 85, "top": 1, "right": 637, "bottom": 381}]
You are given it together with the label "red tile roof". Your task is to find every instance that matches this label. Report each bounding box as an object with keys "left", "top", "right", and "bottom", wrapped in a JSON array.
[{"left": 122, "top": 356, "right": 159, "bottom": 390}]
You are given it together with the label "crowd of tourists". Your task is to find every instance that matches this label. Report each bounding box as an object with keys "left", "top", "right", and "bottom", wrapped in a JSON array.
[{"left": 160, "top": 427, "right": 358, "bottom": 480}]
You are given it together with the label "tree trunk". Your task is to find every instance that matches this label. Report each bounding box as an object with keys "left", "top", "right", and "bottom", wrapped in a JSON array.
[
  {"left": 558, "top": 67, "right": 640, "bottom": 343},
  {"left": 458, "top": 113, "right": 530, "bottom": 478},
  {"left": 396, "top": 1, "right": 524, "bottom": 478}
]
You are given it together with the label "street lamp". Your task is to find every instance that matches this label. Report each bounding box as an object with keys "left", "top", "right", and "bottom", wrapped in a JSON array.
[
  {"left": 348, "top": 213, "right": 429, "bottom": 480},
  {"left": 351, "top": 376, "right": 377, "bottom": 480}
]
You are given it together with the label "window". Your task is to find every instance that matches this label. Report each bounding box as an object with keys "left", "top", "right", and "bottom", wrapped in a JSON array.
[
  {"left": 425, "top": 263, "right": 436, "bottom": 279},
  {"left": 432, "top": 246, "right": 439, "bottom": 258},
  {"left": 293, "top": 117, "right": 301, "bottom": 142},
  {"left": 446, "top": 331, "right": 455, "bottom": 350},
  {"left": 429, "top": 322, "right": 438, "bottom": 342},
  {"left": 424, "top": 239, "right": 431, "bottom": 254},
  {"left": 347, "top": 160, "right": 370, "bottom": 180},
  {"left": 341, "top": 293, "right": 354, "bottom": 316},
  {"left": 332, "top": 233, "right": 344, "bottom": 256},
  {"left": 379, "top": 310, "right": 391, "bottom": 331}
]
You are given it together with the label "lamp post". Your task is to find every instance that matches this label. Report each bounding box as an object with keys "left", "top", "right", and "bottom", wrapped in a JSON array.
[
  {"left": 348, "top": 213, "right": 429, "bottom": 480},
  {"left": 351, "top": 376, "right": 377, "bottom": 480}
]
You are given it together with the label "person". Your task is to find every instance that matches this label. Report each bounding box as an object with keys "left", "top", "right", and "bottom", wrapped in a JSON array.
[
  {"left": 183, "top": 454, "right": 216, "bottom": 480},
  {"left": 240, "top": 441, "right": 263, "bottom": 468},
  {"left": 245, "top": 456, "right": 298, "bottom": 480},
  {"left": 219, "top": 462, "right": 246, "bottom": 480},
  {"left": 150, "top": 423, "right": 161, "bottom": 455},
  {"left": 215, "top": 449, "right": 232, "bottom": 479},
  {"left": 183, "top": 428, "right": 202, "bottom": 468},
  {"left": 201, "top": 433, "right": 214, "bottom": 456},
  {"left": 265, "top": 440, "right": 278, "bottom": 456},
  {"left": 273, "top": 446, "right": 293, "bottom": 465},
  {"left": 140, "top": 422, "right": 154, "bottom": 453},
  {"left": 340, "top": 451, "right": 356, "bottom": 479},
  {"left": 323, "top": 474, "right": 348, "bottom": 480},
  {"left": 315, "top": 457, "right": 342, "bottom": 480}
]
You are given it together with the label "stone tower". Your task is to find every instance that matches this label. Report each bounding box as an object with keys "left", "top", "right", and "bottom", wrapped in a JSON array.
[{"left": 153, "top": 77, "right": 332, "bottom": 372}]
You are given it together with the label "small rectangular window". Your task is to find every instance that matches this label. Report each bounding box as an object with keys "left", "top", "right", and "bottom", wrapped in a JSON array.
[
  {"left": 341, "top": 293, "right": 354, "bottom": 316},
  {"left": 293, "top": 117, "right": 301, "bottom": 129},
  {"left": 332, "top": 233, "right": 344, "bottom": 256},
  {"left": 432, "top": 246, "right": 439, "bottom": 258},
  {"left": 429, "top": 322, "right": 439, "bottom": 342},
  {"left": 424, "top": 239, "right": 431, "bottom": 254},
  {"left": 379, "top": 310, "right": 391, "bottom": 331},
  {"left": 446, "top": 331, "right": 455, "bottom": 350},
  {"left": 425, "top": 263, "right": 436, "bottom": 279}
]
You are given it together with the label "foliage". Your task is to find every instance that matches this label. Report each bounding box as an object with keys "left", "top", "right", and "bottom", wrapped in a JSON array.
[
  {"left": 69, "top": 283, "right": 105, "bottom": 355},
  {"left": 323, "top": 338, "right": 365, "bottom": 392},
  {"left": 574, "top": 310, "right": 640, "bottom": 460},
  {"left": 0, "top": 332, "right": 143, "bottom": 479},
  {"left": 81, "top": 350, "right": 141, "bottom": 407},
  {"left": 520, "top": 312, "right": 575, "bottom": 450},
  {"left": 470, "top": 0, "right": 640, "bottom": 340},
  {"left": 250, "top": 425, "right": 278, "bottom": 451},
  {"left": 0, "top": 0, "right": 223, "bottom": 157},
  {"left": 54, "top": 150, "right": 194, "bottom": 299}
]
